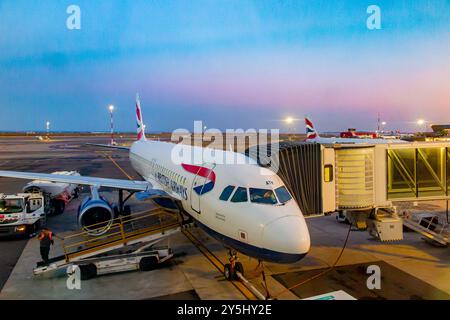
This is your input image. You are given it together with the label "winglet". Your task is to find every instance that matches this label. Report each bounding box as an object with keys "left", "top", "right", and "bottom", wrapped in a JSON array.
[
  {"left": 305, "top": 116, "right": 319, "bottom": 140},
  {"left": 136, "top": 93, "right": 146, "bottom": 141}
]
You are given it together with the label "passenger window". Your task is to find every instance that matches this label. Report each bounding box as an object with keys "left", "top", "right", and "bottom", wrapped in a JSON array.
[
  {"left": 231, "top": 187, "right": 248, "bottom": 203},
  {"left": 219, "top": 185, "right": 235, "bottom": 201},
  {"left": 324, "top": 164, "right": 333, "bottom": 182}
]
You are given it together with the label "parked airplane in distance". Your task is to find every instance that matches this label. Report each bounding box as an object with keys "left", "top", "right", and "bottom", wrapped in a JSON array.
[
  {"left": 304, "top": 117, "right": 406, "bottom": 144},
  {"left": 0, "top": 95, "right": 310, "bottom": 280}
]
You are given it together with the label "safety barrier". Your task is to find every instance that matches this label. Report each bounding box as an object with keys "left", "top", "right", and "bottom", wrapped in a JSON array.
[{"left": 59, "top": 208, "right": 180, "bottom": 262}]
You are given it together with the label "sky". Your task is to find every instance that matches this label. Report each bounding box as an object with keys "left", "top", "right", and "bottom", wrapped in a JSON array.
[{"left": 0, "top": 0, "right": 449, "bottom": 133}]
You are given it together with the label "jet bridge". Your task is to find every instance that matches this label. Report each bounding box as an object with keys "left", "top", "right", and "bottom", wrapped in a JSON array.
[
  {"left": 246, "top": 142, "right": 323, "bottom": 216},
  {"left": 247, "top": 141, "right": 450, "bottom": 244}
]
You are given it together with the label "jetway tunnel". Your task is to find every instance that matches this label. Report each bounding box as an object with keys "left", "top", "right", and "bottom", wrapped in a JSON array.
[
  {"left": 247, "top": 141, "right": 450, "bottom": 218},
  {"left": 246, "top": 142, "right": 323, "bottom": 216}
]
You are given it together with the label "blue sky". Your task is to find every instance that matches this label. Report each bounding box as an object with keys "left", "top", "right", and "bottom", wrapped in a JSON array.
[{"left": 0, "top": 1, "right": 449, "bottom": 132}]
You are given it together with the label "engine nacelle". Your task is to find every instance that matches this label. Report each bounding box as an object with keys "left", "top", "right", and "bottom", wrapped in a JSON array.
[{"left": 78, "top": 196, "right": 117, "bottom": 236}]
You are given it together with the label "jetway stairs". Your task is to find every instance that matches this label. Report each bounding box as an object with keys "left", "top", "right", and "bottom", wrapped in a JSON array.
[
  {"left": 365, "top": 206, "right": 449, "bottom": 244},
  {"left": 34, "top": 208, "right": 181, "bottom": 276},
  {"left": 401, "top": 213, "right": 449, "bottom": 246}
]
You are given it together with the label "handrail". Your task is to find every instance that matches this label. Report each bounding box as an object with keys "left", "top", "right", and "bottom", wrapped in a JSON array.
[
  {"left": 60, "top": 208, "right": 180, "bottom": 261},
  {"left": 403, "top": 219, "right": 448, "bottom": 239},
  {"left": 62, "top": 208, "right": 166, "bottom": 240},
  {"left": 64, "top": 230, "right": 123, "bottom": 250},
  {"left": 65, "top": 220, "right": 180, "bottom": 261},
  {"left": 402, "top": 214, "right": 449, "bottom": 244},
  {"left": 415, "top": 216, "right": 448, "bottom": 236}
]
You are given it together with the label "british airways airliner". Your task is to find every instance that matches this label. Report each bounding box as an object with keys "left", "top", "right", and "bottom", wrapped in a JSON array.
[
  {"left": 305, "top": 117, "right": 406, "bottom": 144},
  {"left": 0, "top": 95, "right": 310, "bottom": 279}
]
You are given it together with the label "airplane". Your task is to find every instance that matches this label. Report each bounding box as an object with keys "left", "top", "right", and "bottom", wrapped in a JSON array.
[
  {"left": 304, "top": 117, "right": 406, "bottom": 144},
  {"left": 0, "top": 95, "right": 310, "bottom": 280}
]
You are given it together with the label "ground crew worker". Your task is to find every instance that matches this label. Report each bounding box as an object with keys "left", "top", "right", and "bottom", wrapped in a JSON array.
[{"left": 38, "top": 228, "right": 54, "bottom": 264}]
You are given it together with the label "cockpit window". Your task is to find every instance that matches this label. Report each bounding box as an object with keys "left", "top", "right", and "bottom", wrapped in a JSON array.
[
  {"left": 219, "top": 185, "right": 235, "bottom": 201},
  {"left": 275, "top": 186, "right": 292, "bottom": 204},
  {"left": 249, "top": 188, "right": 277, "bottom": 205},
  {"left": 230, "top": 187, "right": 248, "bottom": 203}
]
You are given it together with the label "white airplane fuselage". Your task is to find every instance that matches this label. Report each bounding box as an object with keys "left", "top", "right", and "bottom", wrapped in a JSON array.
[{"left": 129, "top": 139, "right": 310, "bottom": 263}]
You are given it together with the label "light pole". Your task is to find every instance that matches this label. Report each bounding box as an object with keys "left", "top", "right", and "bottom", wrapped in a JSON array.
[
  {"left": 417, "top": 119, "right": 425, "bottom": 133},
  {"left": 46, "top": 121, "right": 50, "bottom": 138},
  {"left": 108, "top": 105, "right": 115, "bottom": 145},
  {"left": 284, "top": 117, "right": 294, "bottom": 140}
]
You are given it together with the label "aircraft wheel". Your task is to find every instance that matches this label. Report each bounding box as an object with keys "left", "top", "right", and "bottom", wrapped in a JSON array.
[
  {"left": 123, "top": 205, "right": 131, "bottom": 217},
  {"left": 139, "top": 256, "right": 158, "bottom": 271},
  {"left": 122, "top": 205, "right": 132, "bottom": 222},
  {"left": 79, "top": 264, "right": 97, "bottom": 280},
  {"left": 51, "top": 200, "right": 65, "bottom": 215},
  {"left": 27, "top": 221, "right": 41, "bottom": 238},
  {"left": 224, "top": 264, "right": 233, "bottom": 281},
  {"left": 57, "top": 201, "right": 65, "bottom": 214},
  {"left": 113, "top": 206, "right": 120, "bottom": 218},
  {"left": 233, "top": 262, "right": 244, "bottom": 280}
]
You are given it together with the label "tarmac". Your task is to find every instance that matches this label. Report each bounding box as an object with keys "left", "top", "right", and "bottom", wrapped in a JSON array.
[{"left": 0, "top": 136, "right": 449, "bottom": 300}]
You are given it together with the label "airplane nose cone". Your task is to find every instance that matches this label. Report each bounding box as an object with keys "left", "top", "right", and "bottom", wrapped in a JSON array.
[{"left": 262, "top": 215, "right": 310, "bottom": 263}]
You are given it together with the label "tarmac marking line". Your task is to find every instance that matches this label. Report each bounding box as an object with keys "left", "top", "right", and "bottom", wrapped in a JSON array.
[
  {"left": 97, "top": 151, "right": 134, "bottom": 180},
  {"left": 182, "top": 228, "right": 258, "bottom": 300}
]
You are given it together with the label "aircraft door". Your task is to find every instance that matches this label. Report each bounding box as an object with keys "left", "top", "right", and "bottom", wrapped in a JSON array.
[
  {"left": 190, "top": 163, "right": 216, "bottom": 214},
  {"left": 322, "top": 148, "right": 336, "bottom": 213}
]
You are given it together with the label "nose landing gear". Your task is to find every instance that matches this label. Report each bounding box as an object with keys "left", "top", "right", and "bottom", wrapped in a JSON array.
[
  {"left": 223, "top": 254, "right": 272, "bottom": 299},
  {"left": 223, "top": 249, "right": 244, "bottom": 281}
]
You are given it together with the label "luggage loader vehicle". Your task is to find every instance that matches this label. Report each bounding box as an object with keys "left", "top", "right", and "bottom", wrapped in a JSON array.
[{"left": 33, "top": 208, "right": 180, "bottom": 279}]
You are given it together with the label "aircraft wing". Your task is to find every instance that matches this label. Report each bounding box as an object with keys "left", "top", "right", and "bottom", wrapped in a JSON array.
[{"left": 0, "top": 170, "right": 150, "bottom": 191}]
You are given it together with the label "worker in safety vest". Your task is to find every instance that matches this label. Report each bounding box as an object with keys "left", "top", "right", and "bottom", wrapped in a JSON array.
[{"left": 38, "top": 228, "right": 54, "bottom": 264}]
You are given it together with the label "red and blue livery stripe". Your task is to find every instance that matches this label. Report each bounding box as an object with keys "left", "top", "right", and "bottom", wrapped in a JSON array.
[{"left": 182, "top": 163, "right": 216, "bottom": 195}]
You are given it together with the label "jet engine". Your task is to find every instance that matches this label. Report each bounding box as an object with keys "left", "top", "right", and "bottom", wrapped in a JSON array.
[{"left": 77, "top": 196, "right": 117, "bottom": 236}]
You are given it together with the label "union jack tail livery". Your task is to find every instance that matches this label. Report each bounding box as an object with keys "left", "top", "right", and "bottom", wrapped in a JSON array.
[
  {"left": 181, "top": 163, "right": 216, "bottom": 195},
  {"left": 136, "top": 93, "right": 146, "bottom": 141},
  {"left": 305, "top": 117, "right": 318, "bottom": 141}
]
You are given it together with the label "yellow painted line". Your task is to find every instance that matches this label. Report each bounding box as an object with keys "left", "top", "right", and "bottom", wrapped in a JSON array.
[
  {"left": 182, "top": 229, "right": 258, "bottom": 300},
  {"left": 97, "top": 151, "right": 134, "bottom": 180},
  {"left": 99, "top": 151, "right": 257, "bottom": 300}
]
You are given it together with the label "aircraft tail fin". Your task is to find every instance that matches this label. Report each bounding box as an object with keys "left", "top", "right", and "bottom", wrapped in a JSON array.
[
  {"left": 305, "top": 117, "right": 319, "bottom": 140},
  {"left": 135, "top": 93, "right": 146, "bottom": 141}
]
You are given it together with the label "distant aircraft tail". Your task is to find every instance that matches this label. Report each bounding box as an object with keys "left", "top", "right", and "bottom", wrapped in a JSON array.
[
  {"left": 135, "top": 94, "right": 146, "bottom": 141},
  {"left": 305, "top": 117, "right": 319, "bottom": 141}
]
